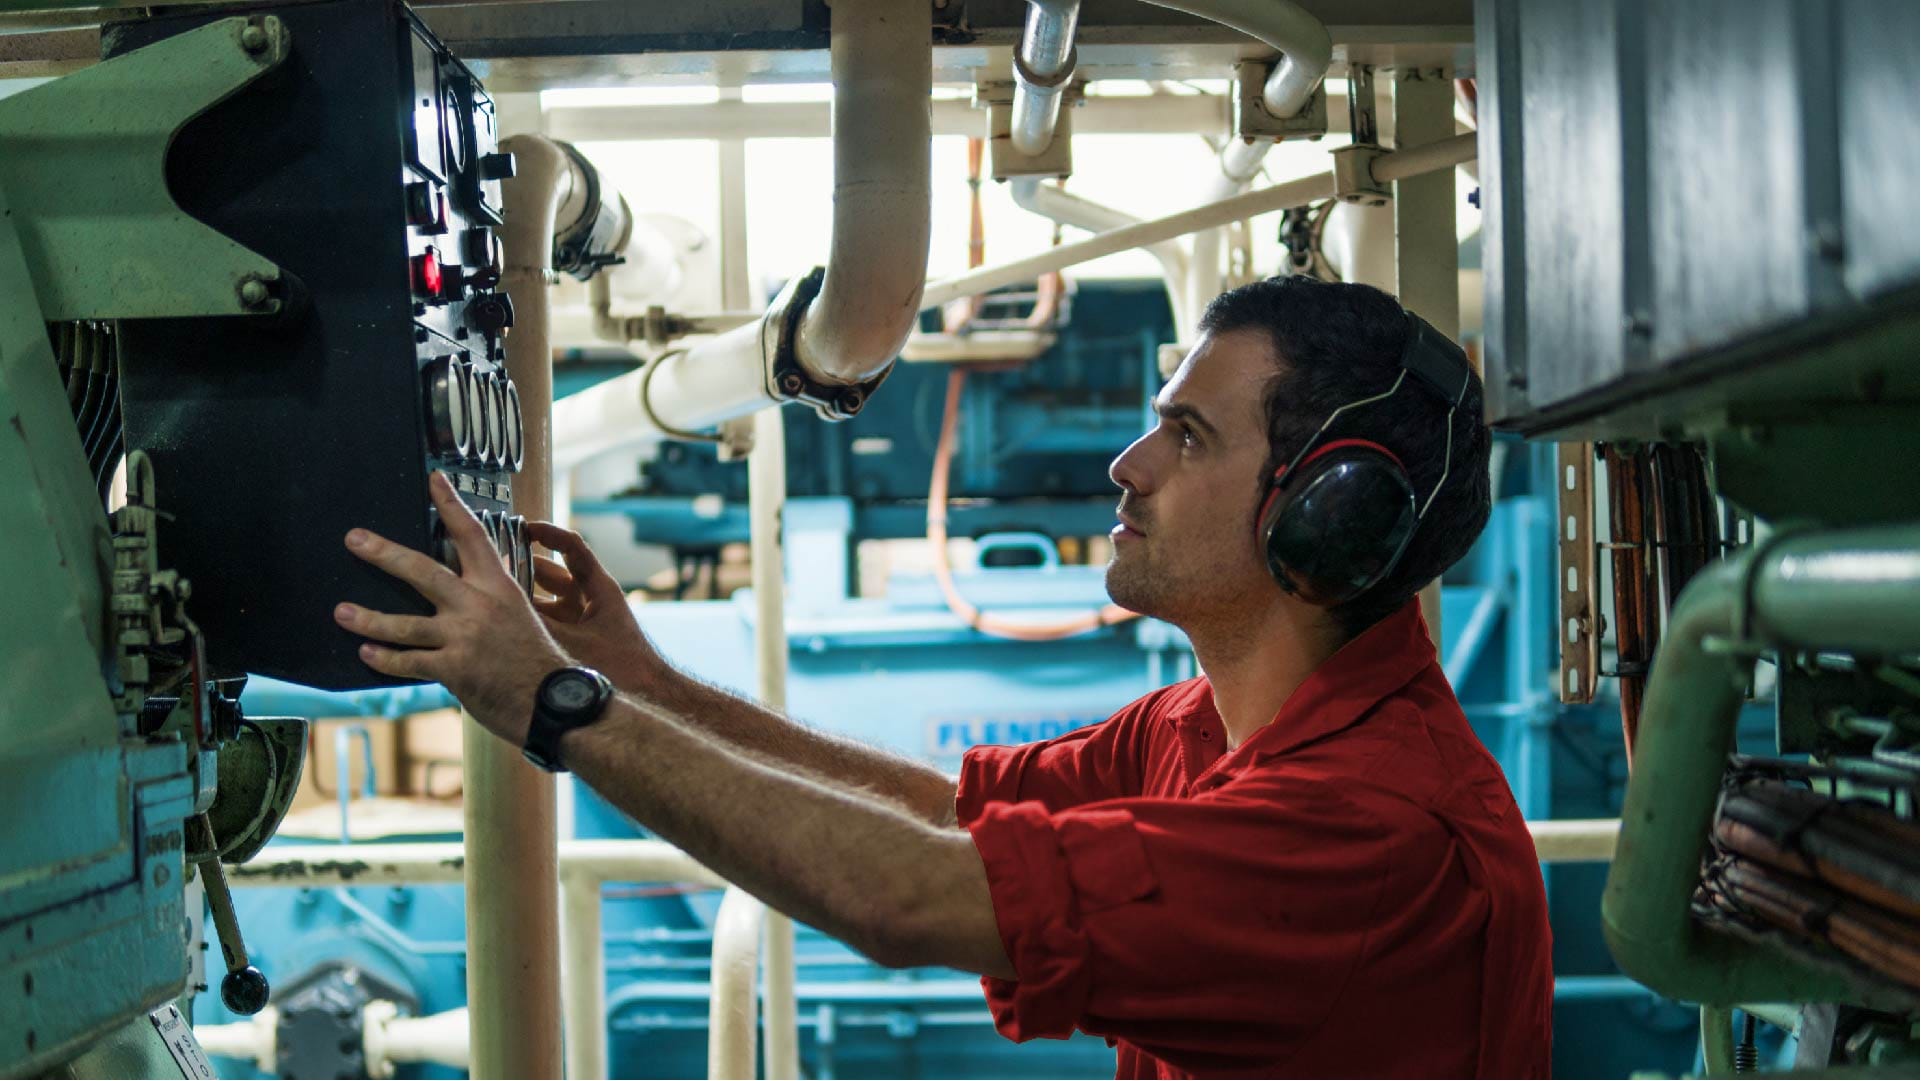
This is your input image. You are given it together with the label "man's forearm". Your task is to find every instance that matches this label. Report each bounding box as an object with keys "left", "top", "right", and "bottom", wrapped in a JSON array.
[
  {"left": 641, "top": 666, "right": 960, "bottom": 826},
  {"left": 563, "top": 694, "right": 1011, "bottom": 977}
]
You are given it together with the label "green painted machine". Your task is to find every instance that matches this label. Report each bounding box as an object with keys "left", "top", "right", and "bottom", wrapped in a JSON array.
[{"left": 0, "top": 16, "right": 310, "bottom": 1077}]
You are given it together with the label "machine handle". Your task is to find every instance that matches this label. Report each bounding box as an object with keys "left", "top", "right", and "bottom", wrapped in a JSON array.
[{"left": 972, "top": 532, "right": 1060, "bottom": 572}]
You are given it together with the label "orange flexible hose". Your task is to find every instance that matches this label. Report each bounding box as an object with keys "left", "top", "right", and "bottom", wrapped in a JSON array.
[{"left": 926, "top": 368, "right": 1136, "bottom": 640}]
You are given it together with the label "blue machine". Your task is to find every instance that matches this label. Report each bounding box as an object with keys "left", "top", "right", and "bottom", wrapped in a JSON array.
[{"left": 208, "top": 282, "right": 1761, "bottom": 1078}]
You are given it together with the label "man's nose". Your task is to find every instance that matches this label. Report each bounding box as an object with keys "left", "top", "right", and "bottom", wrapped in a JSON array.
[{"left": 1109, "top": 431, "right": 1155, "bottom": 494}]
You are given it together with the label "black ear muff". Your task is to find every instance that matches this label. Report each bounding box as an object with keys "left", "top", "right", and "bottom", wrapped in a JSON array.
[{"left": 1258, "top": 440, "right": 1418, "bottom": 606}]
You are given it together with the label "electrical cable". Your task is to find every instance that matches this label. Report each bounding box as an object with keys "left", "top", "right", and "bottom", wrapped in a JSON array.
[{"left": 925, "top": 367, "right": 1136, "bottom": 640}]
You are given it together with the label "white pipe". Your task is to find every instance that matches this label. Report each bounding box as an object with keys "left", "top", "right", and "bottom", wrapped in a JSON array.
[
  {"left": 554, "top": 0, "right": 932, "bottom": 465},
  {"left": 1530, "top": 819, "right": 1621, "bottom": 863},
  {"left": 549, "top": 330, "right": 773, "bottom": 468},
  {"left": 229, "top": 840, "right": 727, "bottom": 889},
  {"left": 746, "top": 405, "right": 800, "bottom": 1081},
  {"left": 789, "top": 0, "right": 933, "bottom": 385},
  {"left": 1373, "top": 131, "right": 1479, "bottom": 183},
  {"left": 1010, "top": 0, "right": 1080, "bottom": 156},
  {"left": 560, "top": 870, "right": 607, "bottom": 1080},
  {"left": 1132, "top": 1, "right": 1328, "bottom": 323},
  {"left": 921, "top": 134, "right": 1475, "bottom": 311},
  {"left": 1140, "top": 0, "right": 1331, "bottom": 119},
  {"left": 1321, "top": 200, "right": 1396, "bottom": 287},
  {"left": 543, "top": 95, "right": 1231, "bottom": 143},
  {"left": 763, "top": 912, "right": 800, "bottom": 1080},
  {"left": 924, "top": 170, "right": 1333, "bottom": 310},
  {"left": 1187, "top": 136, "right": 1282, "bottom": 326},
  {"left": 363, "top": 1003, "right": 471, "bottom": 1075},
  {"left": 193, "top": 1008, "right": 277, "bottom": 1073},
  {"left": 1008, "top": 177, "right": 1191, "bottom": 331},
  {"left": 709, "top": 887, "right": 767, "bottom": 1081}
]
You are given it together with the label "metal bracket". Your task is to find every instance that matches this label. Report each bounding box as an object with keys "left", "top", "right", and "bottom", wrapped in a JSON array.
[
  {"left": 0, "top": 15, "right": 296, "bottom": 320},
  {"left": 1557, "top": 442, "right": 1601, "bottom": 703},
  {"left": 1233, "top": 61, "right": 1328, "bottom": 142},
  {"left": 977, "top": 78, "right": 1079, "bottom": 181},
  {"left": 762, "top": 266, "right": 891, "bottom": 422},
  {"left": 1331, "top": 144, "right": 1391, "bottom": 206}
]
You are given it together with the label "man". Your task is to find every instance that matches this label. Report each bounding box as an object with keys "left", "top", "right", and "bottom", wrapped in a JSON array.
[{"left": 334, "top": 276, "right": 1552, "bottom": 1077}]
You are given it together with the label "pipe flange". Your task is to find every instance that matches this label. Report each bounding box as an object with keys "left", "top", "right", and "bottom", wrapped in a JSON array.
[
  {"left": 1013, "top": 44, "right": 1078, "bottom": 91},
  {"left": 764, "top": 266, "right": 892, "bottom": 422}
]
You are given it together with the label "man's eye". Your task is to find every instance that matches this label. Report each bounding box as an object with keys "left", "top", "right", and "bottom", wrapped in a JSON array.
[{"left": 1179, "top": 426, "right": 1199, "bottom": 448}]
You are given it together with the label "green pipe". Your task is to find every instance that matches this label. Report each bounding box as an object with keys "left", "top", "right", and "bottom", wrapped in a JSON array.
[
  {"left": 1601, "top": 525, "right": 1919, "bottom": 1007},
  {"left": 1701, "top": 1005, "right": 1736, "bottom": 1078}
]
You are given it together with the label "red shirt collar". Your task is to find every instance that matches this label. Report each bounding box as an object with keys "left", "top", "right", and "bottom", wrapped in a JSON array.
[{"left": 1170, "top": 599, "right": 1437, "bottom": 769}]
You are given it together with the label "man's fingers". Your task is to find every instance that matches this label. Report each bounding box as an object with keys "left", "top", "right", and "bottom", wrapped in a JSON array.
[
  {"left": 525, "top": 521, "right": 622, "bottom": 604},
  {"left": 358, "top": 642, "right": 437, "bottom": 681},
  {"left": 344, "top": 528, "right": 464, "bottom": 607},
  {"left": 532, "top": 554, "right": 577, "bottom": 595},
  {"left": 429, "top": 472, "right": 508, "bottom": 583},
  {"left": 335, "top": 604, "right": 444, "bottom": 648}
]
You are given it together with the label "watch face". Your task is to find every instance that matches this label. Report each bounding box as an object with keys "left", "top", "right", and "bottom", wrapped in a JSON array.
[{"left": 545, "top": 672, "right": 600, "bottom": 713}]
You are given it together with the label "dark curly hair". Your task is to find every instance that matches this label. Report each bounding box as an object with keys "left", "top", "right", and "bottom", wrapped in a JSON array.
[{"left": 1198, "top": 275, "right": 1491, "bottom": 638}]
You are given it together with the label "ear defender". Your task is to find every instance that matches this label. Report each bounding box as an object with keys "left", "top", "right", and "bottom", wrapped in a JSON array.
[
  {"left": 1255, "top": 310, "right": 1473, "bottom": 607},
  {"left": 1257, "top": 440, "right": 1418, "bottom": 606}
]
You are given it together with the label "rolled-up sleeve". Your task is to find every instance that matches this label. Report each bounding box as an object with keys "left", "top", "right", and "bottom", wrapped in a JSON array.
[
  {"left": 956, "top": 686, "right": 1178, "bottom": 825},
  {"left": 961, "top": 778, "right": 1412, "bottom": 1074}
]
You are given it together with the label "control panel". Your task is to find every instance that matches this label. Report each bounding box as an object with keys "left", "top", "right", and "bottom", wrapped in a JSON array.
[{"left": 111, "top": 0, "right": 534, "bottom": 689}]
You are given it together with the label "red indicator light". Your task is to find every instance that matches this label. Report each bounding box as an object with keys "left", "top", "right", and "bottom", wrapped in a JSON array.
[{"left": 412, "top": 251, "right": 443, "bottom": 297}]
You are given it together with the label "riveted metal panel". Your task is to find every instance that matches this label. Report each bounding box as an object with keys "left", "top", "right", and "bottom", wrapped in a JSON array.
[{"left": 1839, "top": 0, "right": 1920, "bottom": 299}]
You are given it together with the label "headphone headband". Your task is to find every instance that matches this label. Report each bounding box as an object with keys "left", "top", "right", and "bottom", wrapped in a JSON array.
[
  {"left": 1255, "top": 307, "right": 1475, "bottom": 605},
  {"left": 1399, "top": 311, "right": 1473, "bottom": 409}
]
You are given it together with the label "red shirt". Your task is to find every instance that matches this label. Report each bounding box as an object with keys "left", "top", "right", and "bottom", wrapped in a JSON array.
[{"left": 956, "top": 601, "right": 1553, "bottom": 1078}]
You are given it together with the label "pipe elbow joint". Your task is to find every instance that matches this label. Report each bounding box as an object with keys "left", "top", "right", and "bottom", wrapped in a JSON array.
[{"left": 761, "top": 267, "right": 894, "bottom": 422}]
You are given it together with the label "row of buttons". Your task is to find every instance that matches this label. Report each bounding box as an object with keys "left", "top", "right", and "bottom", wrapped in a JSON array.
[
  {"left": 423, "top": 356, "right": 523, "bottom": 471},
  {"left": 431, "top": 507, "right": 534, "bottom": 597}
]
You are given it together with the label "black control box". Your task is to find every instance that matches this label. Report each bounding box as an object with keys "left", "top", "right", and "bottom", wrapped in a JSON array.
[{"left": 111, "top": 0, "right": 533, "bottom": 689}]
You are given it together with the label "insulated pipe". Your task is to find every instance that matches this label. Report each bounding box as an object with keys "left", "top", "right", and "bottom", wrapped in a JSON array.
[
  {"left": 925, "top": 171, "right": 1329, "bottom": 310},
  {"left": 363, "top": 1004, "right": 471, "bottom": 1074},
  {"left": 1010, "top": 0, "right": 1081, "bottom": 156},
  {"left": 1142, "top": 0, "right": 1332, "bottom": 119},
  {"left": 789, "top": 0, "right": 932, "bottom": 385},
  {"left": 921, "top": 135, "right": 1475, "bottom": 311},
  {"left": 475, "top": 131, "right": 566, "bottom": 1081},
  {"left": 747, "top": 405, "right": 802, "bottom": 1080},
  {"left": 1008, "top": 177, "right": 1191, "bottom": 330},
  {"left": 227, "top": 840, "right": 726, "bottom": 889},
  {"left": 1600, "top": 525, "right": 1919, "bottom": 1006},
  {"left": 193, "top": 1008, "right": 277, "bottom": 1073},
  {"left": 552, "top": 0, "right": 931, "bottom": 464},
  {"left": 1142, "top": 0, "right": 1332, "bottom": 323},
  {"left": 560, "top": 870, "right": 607, "bottom": 1081},
  {"left": 710, "top": 887, "right": 768, "bottom": 1080}
]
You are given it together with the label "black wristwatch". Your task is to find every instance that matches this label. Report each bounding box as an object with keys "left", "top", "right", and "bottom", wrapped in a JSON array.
[{"left": 523, "top": 666, "right": 614, "bottom": 773}]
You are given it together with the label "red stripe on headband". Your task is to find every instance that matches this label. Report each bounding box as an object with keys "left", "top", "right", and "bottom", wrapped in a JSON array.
[{"left": 1269, "top": 438, "right": 1404, "bottom": 484}]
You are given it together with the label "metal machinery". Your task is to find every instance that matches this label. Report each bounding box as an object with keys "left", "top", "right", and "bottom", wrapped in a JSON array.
[
  {"left": 1, "top": 0, "right": 1915, "bottom": 1078},
  {"left": 1476, "top": 0, "right": 1920, "bottom": 1072},
  {"left": 0, "top": 1, "right": 541, "bottom": 1074}
]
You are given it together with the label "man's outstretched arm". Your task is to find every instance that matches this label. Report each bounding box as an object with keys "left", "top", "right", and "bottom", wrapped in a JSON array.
[
  {"left": 331, "top": 475, "right": 1005, "bottom": 972},
  {"left": 560, "top": 692, "right": 1010, "bottom": 976},
  {"left": 523, "top": 520, "right": 960, "bottom": 827}
]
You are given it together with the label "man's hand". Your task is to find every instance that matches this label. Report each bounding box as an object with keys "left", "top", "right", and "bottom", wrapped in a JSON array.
[
  {"left": 334, "top": 472, "right": 569, "bottom": 746},
  {"left": 524, "top": 521, "right": 671, "bottom": 694}
]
